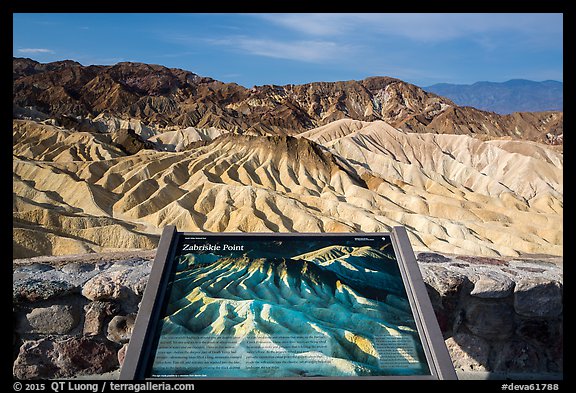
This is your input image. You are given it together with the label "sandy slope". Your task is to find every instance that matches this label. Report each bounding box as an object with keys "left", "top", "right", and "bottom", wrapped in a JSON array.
[
  {"left": 148, "top": 126, "right": 228, "bottom": 151},
  {"left": 12, "top": 120, "right": 125, "bottom": 161},
  {"left": 12, "top": 119, "right": 562, "bottom": 258},
  {"left": 300, "top": 119, "right": 562, "bottom": 256}
]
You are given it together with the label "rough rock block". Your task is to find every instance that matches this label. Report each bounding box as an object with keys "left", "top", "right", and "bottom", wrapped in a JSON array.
[
  {"left": 12, "top": 339, "right": 57, "bottom": 379},
  {"left": 81, "top": 265, "right": 150, "bottom": 303},
  {"left": 464, "top": 298, "right": 515, "bottom": 340},
  {"left": 470, "top": 273, "right": 515, "bottom": 299},
  {"left": 82, "top": 271, "right": 128, "bottom": 301},
  {"left": 25, "top": 305, "right": 79, "bottom": 335},
  {"left": 13, "top": 337, "right": 118, "bottom": 379},
  {"left": 514, "top": 278, "right": 562, "bottom": 318},
  {"left": 445, "top": 333, "right": 490, "bottom": 372},
  {"left": 107, "top": 314, "right": 137, "bottom": 344},
  {"left": 13, "top": 279, "right": 76, "bottom": 303},
  {"left": 83, "top": 301, "right": 118, "bottom": 336},
  {"left": 420, "top": 265, "right": 467, "bottom": 298}
]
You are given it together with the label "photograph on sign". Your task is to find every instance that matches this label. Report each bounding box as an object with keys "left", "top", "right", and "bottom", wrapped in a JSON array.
[{"left": 146, "top": 233, "right": 431, "bottom": 378}]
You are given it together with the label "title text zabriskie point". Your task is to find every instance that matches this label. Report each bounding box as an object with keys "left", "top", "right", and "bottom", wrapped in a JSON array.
[{"left": 182, "top": 243, "right": 245, "bottom": 252}]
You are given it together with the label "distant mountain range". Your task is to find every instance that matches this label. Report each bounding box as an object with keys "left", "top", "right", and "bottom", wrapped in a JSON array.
[{"left": 424, "top": 80, "right": 563, "bottom": 114}]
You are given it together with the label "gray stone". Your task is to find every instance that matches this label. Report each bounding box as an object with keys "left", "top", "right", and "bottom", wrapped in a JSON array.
[
  {"left": 25, "top": 305, "right": 79, "bottom": 335},
  {"left": 60, "top": 262, "right": 96, "bottom": 275},
  {"left": 13, "top": 338, "right": 57, "bottom": 379},
  {"left": 33, "top": 267, "right": 101, "bottom": 288},
  {"left": 14, "top": 262, "right": 109, "bottom": 290},
  {"left": 19, "top": 263, "right": 55, "bottom": 273},
  {"left": 464, "top": 299, "right": 515, "bottom": 340},
  {"left": 445, "top": 333, "right": 490, "bottom": 372},
  {"left": 94, "top": 261, "right": 114, "bottom": 271},
  {"left": 82, "top": 270, "right": 130, "bottom": 301},
  {"left": 81, "top": 265, "right": 151, "bottom": 302},
  {"left": 56, "top": 336, "right": 119, "bottom": 376},
  {"left": 501, "top": 268, "right": 519, "bottom": 277},
  {"left": 514, "top": 278, "right": 562, "bottom": 318},
  {"left": 417, "top": 252, "right": 451, "bottom": 263},
  {"left": 470, "top": 273, "right": 514, "bottom": 299},
  {"left": 509, "top": 259, "right": 560, "bottom": 269},
  {"left": 13, "top": 279, "right": 76, "bottom": 302},
  {"left": 421, "top": 265, "right": 467, "bottom": 297},
  {"left": 420, "top": 265, "right": 468, "bottom": 335},
  {"left": 13, "top": 337, "right": 118, "bottom": 379},
  {"left": 517, "top": 266, "right": 546, "bottom": 273},
  {"left": 129, "top": 273, "right": 150, "bottom": 297},
  {"left": 106, "top": 314, "right": 137, "bottom": 344},
  {"left": 13, "top": 264, "right": 54, "bottom": 281},
  {"left": 83, "top": 301, "right": 118, "bottom": 336},
  {"left": 113, "top": 257, "right": 150, "bottom": 268}
]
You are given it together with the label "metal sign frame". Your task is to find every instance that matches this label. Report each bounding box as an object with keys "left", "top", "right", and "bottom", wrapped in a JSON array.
[{"left": 120, "top": 226, "right": 456, "bottom": 380}]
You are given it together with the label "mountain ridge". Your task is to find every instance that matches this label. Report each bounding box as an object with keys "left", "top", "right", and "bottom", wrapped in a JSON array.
[{"left": 13, "top": 58, "right": 562, "bottom": 144}]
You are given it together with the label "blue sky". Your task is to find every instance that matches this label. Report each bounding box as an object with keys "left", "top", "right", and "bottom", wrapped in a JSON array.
[{"left": 13, "top": 13, "right": 563, "bottom": 88}]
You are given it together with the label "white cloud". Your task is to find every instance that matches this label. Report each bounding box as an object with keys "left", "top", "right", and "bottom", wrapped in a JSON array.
[
  {"left": 206, "top": 36, "right": 352, "bottom": 63},
  {"left": 252, "top": 14, "right": 351, "bottom": 36},
  {"left": 17, "top": 48, "right": 55, "bottom": 54},
  {"left": 251, "top": 13, "right": 562, "bottom": 45}
]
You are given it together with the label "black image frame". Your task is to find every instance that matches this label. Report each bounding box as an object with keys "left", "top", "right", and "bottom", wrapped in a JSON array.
[{"left": 120, "top": 225, "right": 457, "bottom": 380}]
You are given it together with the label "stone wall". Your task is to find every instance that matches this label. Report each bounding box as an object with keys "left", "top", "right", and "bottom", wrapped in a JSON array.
[
  {"left": 12, "top": 251, "right": 563, "bottom": 379},
  {"left": 418, "top": 253, "right": 563, "bottom": 376}
]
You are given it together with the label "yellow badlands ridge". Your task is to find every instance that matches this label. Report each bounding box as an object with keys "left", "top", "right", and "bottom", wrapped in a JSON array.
[{"left": 13, "top": 118, "right": 562, "bottom": 258}]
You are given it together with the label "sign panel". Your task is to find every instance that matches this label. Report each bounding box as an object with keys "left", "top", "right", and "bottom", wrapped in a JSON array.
[{"left": 121, "top": 226, "right": 456, "bottom": 380}]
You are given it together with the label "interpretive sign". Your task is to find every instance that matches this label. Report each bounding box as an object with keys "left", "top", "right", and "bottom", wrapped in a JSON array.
[{"left": 120, "top": 226, "right": 456, "bottom": 380}]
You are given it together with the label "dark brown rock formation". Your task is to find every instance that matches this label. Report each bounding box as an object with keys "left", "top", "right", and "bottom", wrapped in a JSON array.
[{"left": 13, "top": 58, "right": 562, "bottom": 144}]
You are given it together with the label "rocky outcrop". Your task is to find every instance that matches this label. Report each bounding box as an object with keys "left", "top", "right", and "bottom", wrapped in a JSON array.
[
  {"left": 12, "top": 250, "right": 562, "bottom": 379},
  {"left": 111, "top": 128, "right": 156, "bottom": 155}
]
